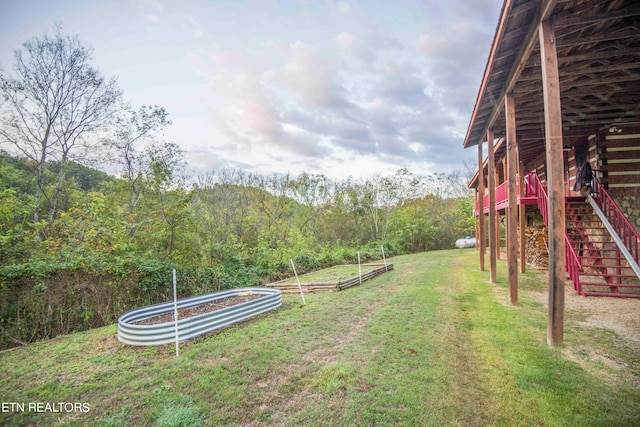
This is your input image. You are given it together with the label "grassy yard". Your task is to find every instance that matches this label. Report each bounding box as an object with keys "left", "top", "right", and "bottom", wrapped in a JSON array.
[{"left": 1, "top": 250, "right": 639, "bottom": 426}]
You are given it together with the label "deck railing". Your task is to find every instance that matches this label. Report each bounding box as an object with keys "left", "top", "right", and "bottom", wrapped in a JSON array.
[
  {"left": 474, "top": 174, "right": 538, "bottom": 215},
  {"left": 528, "top": 171, "right": 583, "bottom": 292},
  {"left": 591, "top": 178, "right": 640, "bottom": 265}
]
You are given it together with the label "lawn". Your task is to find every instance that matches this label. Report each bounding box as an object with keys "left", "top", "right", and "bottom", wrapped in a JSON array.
[{"left": 1, "top": 250, "right": 639, "bottom": 426}]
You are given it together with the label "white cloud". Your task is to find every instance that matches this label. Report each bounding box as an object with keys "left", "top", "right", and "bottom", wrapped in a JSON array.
[{"left": 336, "top": 32, "right": 355, "bottom": 50}]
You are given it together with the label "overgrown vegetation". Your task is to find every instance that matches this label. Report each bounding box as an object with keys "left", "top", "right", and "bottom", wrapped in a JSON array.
[
  {"left": 1, "top": 251, "right": 638, "bottom": 426},
  {"left": 0, "top": 26, "right": 474, "bottom": 349},
  {"left": 0, "top": 150, "right": 473, "bottom": 349}
]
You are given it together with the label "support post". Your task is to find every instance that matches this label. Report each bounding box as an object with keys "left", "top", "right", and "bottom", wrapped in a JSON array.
[
  {"left": 519, "top": 160, "right": 526, "bottom": 274},
  {"left": 475, "top": 206, "right": 479, "bottom": 251},
  {"left": 478, "top": 143, "right": 486, "bottom": 271},
  {"left": 540, "top": 19, "right": 565, "bottom": 346},
  {"left": 172, "top": 269, "right": 179, "bottom": 358},
  {"left": 496, "top": 210, "right": 501, "bottom": 260},
  {"left": 506, "top": 92, "right": 518, "bottom": 305},
  {"left": 488, "top": 129, "right": 497, "bottom": 283}
]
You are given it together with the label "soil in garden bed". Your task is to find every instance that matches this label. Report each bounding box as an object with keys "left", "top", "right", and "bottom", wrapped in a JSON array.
[{"left": 133, "top": 294, "right": 265, "bottom": 325}]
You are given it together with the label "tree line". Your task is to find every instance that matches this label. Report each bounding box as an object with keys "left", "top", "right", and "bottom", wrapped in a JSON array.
[{"left": 0, "top": 27, "right": 475, "bottom": 349}]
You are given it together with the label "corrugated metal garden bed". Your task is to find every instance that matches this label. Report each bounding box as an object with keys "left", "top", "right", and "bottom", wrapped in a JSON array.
[{"left": 117, "top": 287, "right": 282, "bottom": 346}]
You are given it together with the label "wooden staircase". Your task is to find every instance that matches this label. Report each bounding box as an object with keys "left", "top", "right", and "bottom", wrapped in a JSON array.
[
  {"left": 566, "top": 197, "right": 640, "bottom": 297},
  {"left": 528, "top": 170, "right": 640, "bottom": 298}
]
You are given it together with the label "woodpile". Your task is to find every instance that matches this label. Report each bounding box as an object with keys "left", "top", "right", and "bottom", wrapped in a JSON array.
[{"left": 525, "top": 226, "right": 549, "bottom": 268}]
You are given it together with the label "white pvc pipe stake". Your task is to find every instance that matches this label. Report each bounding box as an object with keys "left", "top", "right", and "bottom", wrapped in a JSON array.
[
  {"left": 381, "top": 245, "right": 388, "bottom": 271},
  {"left": 172, "top": 269, "right": 179, "bottom": 358},
  {"left": 290, "top": 259, "right": 306, "bottom": 305},
  {"left": 358, "top": 251, "right": 362, "bottom": 284}
]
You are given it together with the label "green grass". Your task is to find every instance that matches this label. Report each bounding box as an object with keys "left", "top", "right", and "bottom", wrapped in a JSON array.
[{"left": 1, "top": 250, "right": 639, "bottom": 426}]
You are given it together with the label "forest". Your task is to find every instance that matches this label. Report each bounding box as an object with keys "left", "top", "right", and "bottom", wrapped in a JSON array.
[{"left": 0, "top": 27, "right": 475, "bottom": 350}]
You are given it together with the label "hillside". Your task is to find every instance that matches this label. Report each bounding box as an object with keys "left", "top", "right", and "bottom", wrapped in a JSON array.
[
  {"left": 1, "top": 250, "right": 638, "bottom": 426},
  {"left": 0, "top": 152, "right": 474, "bottom": 350}
]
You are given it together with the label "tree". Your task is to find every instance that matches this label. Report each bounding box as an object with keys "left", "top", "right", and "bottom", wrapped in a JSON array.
[
  {"left": 0, "top": 25, "right": 120, "bottom": 224},
  {"left": 107, "top": 104, "right": 171, "bottom": 217}
]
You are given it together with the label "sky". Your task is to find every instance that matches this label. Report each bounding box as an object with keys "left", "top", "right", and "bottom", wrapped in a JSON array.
[{"left": 0, "top": 0, "right": 502, "bottom": 179}]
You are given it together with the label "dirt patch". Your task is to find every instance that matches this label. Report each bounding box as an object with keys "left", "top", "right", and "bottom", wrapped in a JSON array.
[
  {"left": 133, "top": 294, "right": 265, "bottom": 325},
  {"left": 532, "top": 280, "right": 640, "bottom": 351}
]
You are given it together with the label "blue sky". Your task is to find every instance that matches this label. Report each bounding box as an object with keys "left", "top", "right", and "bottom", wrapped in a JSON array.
[{"left": 0, "top": 0, "right": 502, "bottom": 178}]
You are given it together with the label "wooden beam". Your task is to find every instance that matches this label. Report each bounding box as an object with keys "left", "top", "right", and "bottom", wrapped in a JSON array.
[
  {"left": 496, "top": 160, "right": 501, "bottom": 261},
  {"left": 506, "top": 92, "right": 519, "bottom": 305},
  {"left": 488, "top": 129, "right": 497, "bottom": 284},
  {"left": 464, "top": 0, "right": 559, "bottom": 148},
  {"left": 496, "top": 210, "right": 501, "bottom": 260},
  {"left": 463, "top": 0, "right": 515, "bottom": 148},
  {"left": 478, "top": 143, "right": 486, "bottom": 271},
  {"left": 519, "top": 160, "right": 527, "bottom": 274},
  {"left": 540, "top": 19, "right": 566, "bottom": 347},
  {"left": 553, "top": 4, "right": 640, "bottom": 28}
]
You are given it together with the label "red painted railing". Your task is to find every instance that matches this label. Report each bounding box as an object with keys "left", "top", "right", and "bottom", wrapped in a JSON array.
[
  {"left": 591, "top": 178, "right": 640, "bottom": 265},
  {"left": 474, "top": 175, "right": 538, "bottom": 215},
  {"left": 528, "top": 171, "right": 583, "bottom": 292}
]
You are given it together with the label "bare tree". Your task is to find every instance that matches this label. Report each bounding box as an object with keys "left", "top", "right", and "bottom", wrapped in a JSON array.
[
  {"left": 107, "top": 104, "right": 171, "bottom": 216},
  {"left": 0, "top": 25, "right": 120, "bottom": 224}
]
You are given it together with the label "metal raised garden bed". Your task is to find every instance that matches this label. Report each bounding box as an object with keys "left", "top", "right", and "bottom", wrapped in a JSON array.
[{"left": 117, "top": 287, "right": 282, "bottom": 346}]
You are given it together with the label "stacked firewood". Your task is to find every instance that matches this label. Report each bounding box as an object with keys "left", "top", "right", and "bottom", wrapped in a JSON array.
[{"left": 525, "top": 226, "right": 549, "bottom": 268}]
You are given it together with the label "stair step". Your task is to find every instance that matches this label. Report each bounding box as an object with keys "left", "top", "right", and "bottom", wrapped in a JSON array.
[
  {"left": 580, "top": 291, "right": 640, "bottom": 298},
  {"left": 579, "top": 272, "right": 638, "bottom": 278},
  {"left": 579, "top": 282, "right": 640, "bottom": 290},
  {"left": 571, "top": 241, "right": 618, "bottom": 246}
]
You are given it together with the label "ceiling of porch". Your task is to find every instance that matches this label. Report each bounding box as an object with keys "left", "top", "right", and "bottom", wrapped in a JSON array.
[{"left": 463, "top": 0, "right": 640, "bottom": 168}]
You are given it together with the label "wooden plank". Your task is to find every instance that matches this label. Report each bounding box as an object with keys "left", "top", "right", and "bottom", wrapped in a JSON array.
[
  {"left": 506, "top": 92, "right": 518, "bottom": 305},
  {"left": 478, "top": 143, "right": 486, "bottom": 271},
  {"left": 488, "top": 128, "right": 497, "bottom": 284},
  {"left": 602, "top": 163, "right": 640, "bottom": 173},
  {"left": 600, "top": 151, "right": 640, "bottom": 161},
  {"left": 539, "top": 19, "right": 565, "bottom": 347}
]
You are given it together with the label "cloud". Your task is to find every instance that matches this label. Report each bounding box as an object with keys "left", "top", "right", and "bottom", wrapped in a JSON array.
[
  {"left": 279, "top": 41, "right": 348, "bottom": 109},
  {"left": 186, "top": 16, "right": 205, "bottom": 39},
  {"left": 182, "top": 0, "right": 500, "bottom": 176},
  {"left": 336, "top": 32, "right": 355, "bottom": 50}
]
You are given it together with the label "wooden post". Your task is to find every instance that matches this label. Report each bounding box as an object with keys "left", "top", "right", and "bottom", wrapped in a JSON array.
[
  {"left": 475, "top": 195, "right": 479, "bottom": 251},
  {"left": 506, "top": 92, "right": 518, "bottom": 305},
  {"left": 478, "top": 143, "right": 486, "bottom": 271},
  {"left": 540, "top": 19, "right": 565, "bottom": 347},
  {"left": 496, "top": 210, "right": 501, "bottom": 260},
  {"left": 488, "top": 129, "right": 497, "bottom": 283},
  {"left": 519, "top": 160, "right": 526, "bottom": 274}
]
